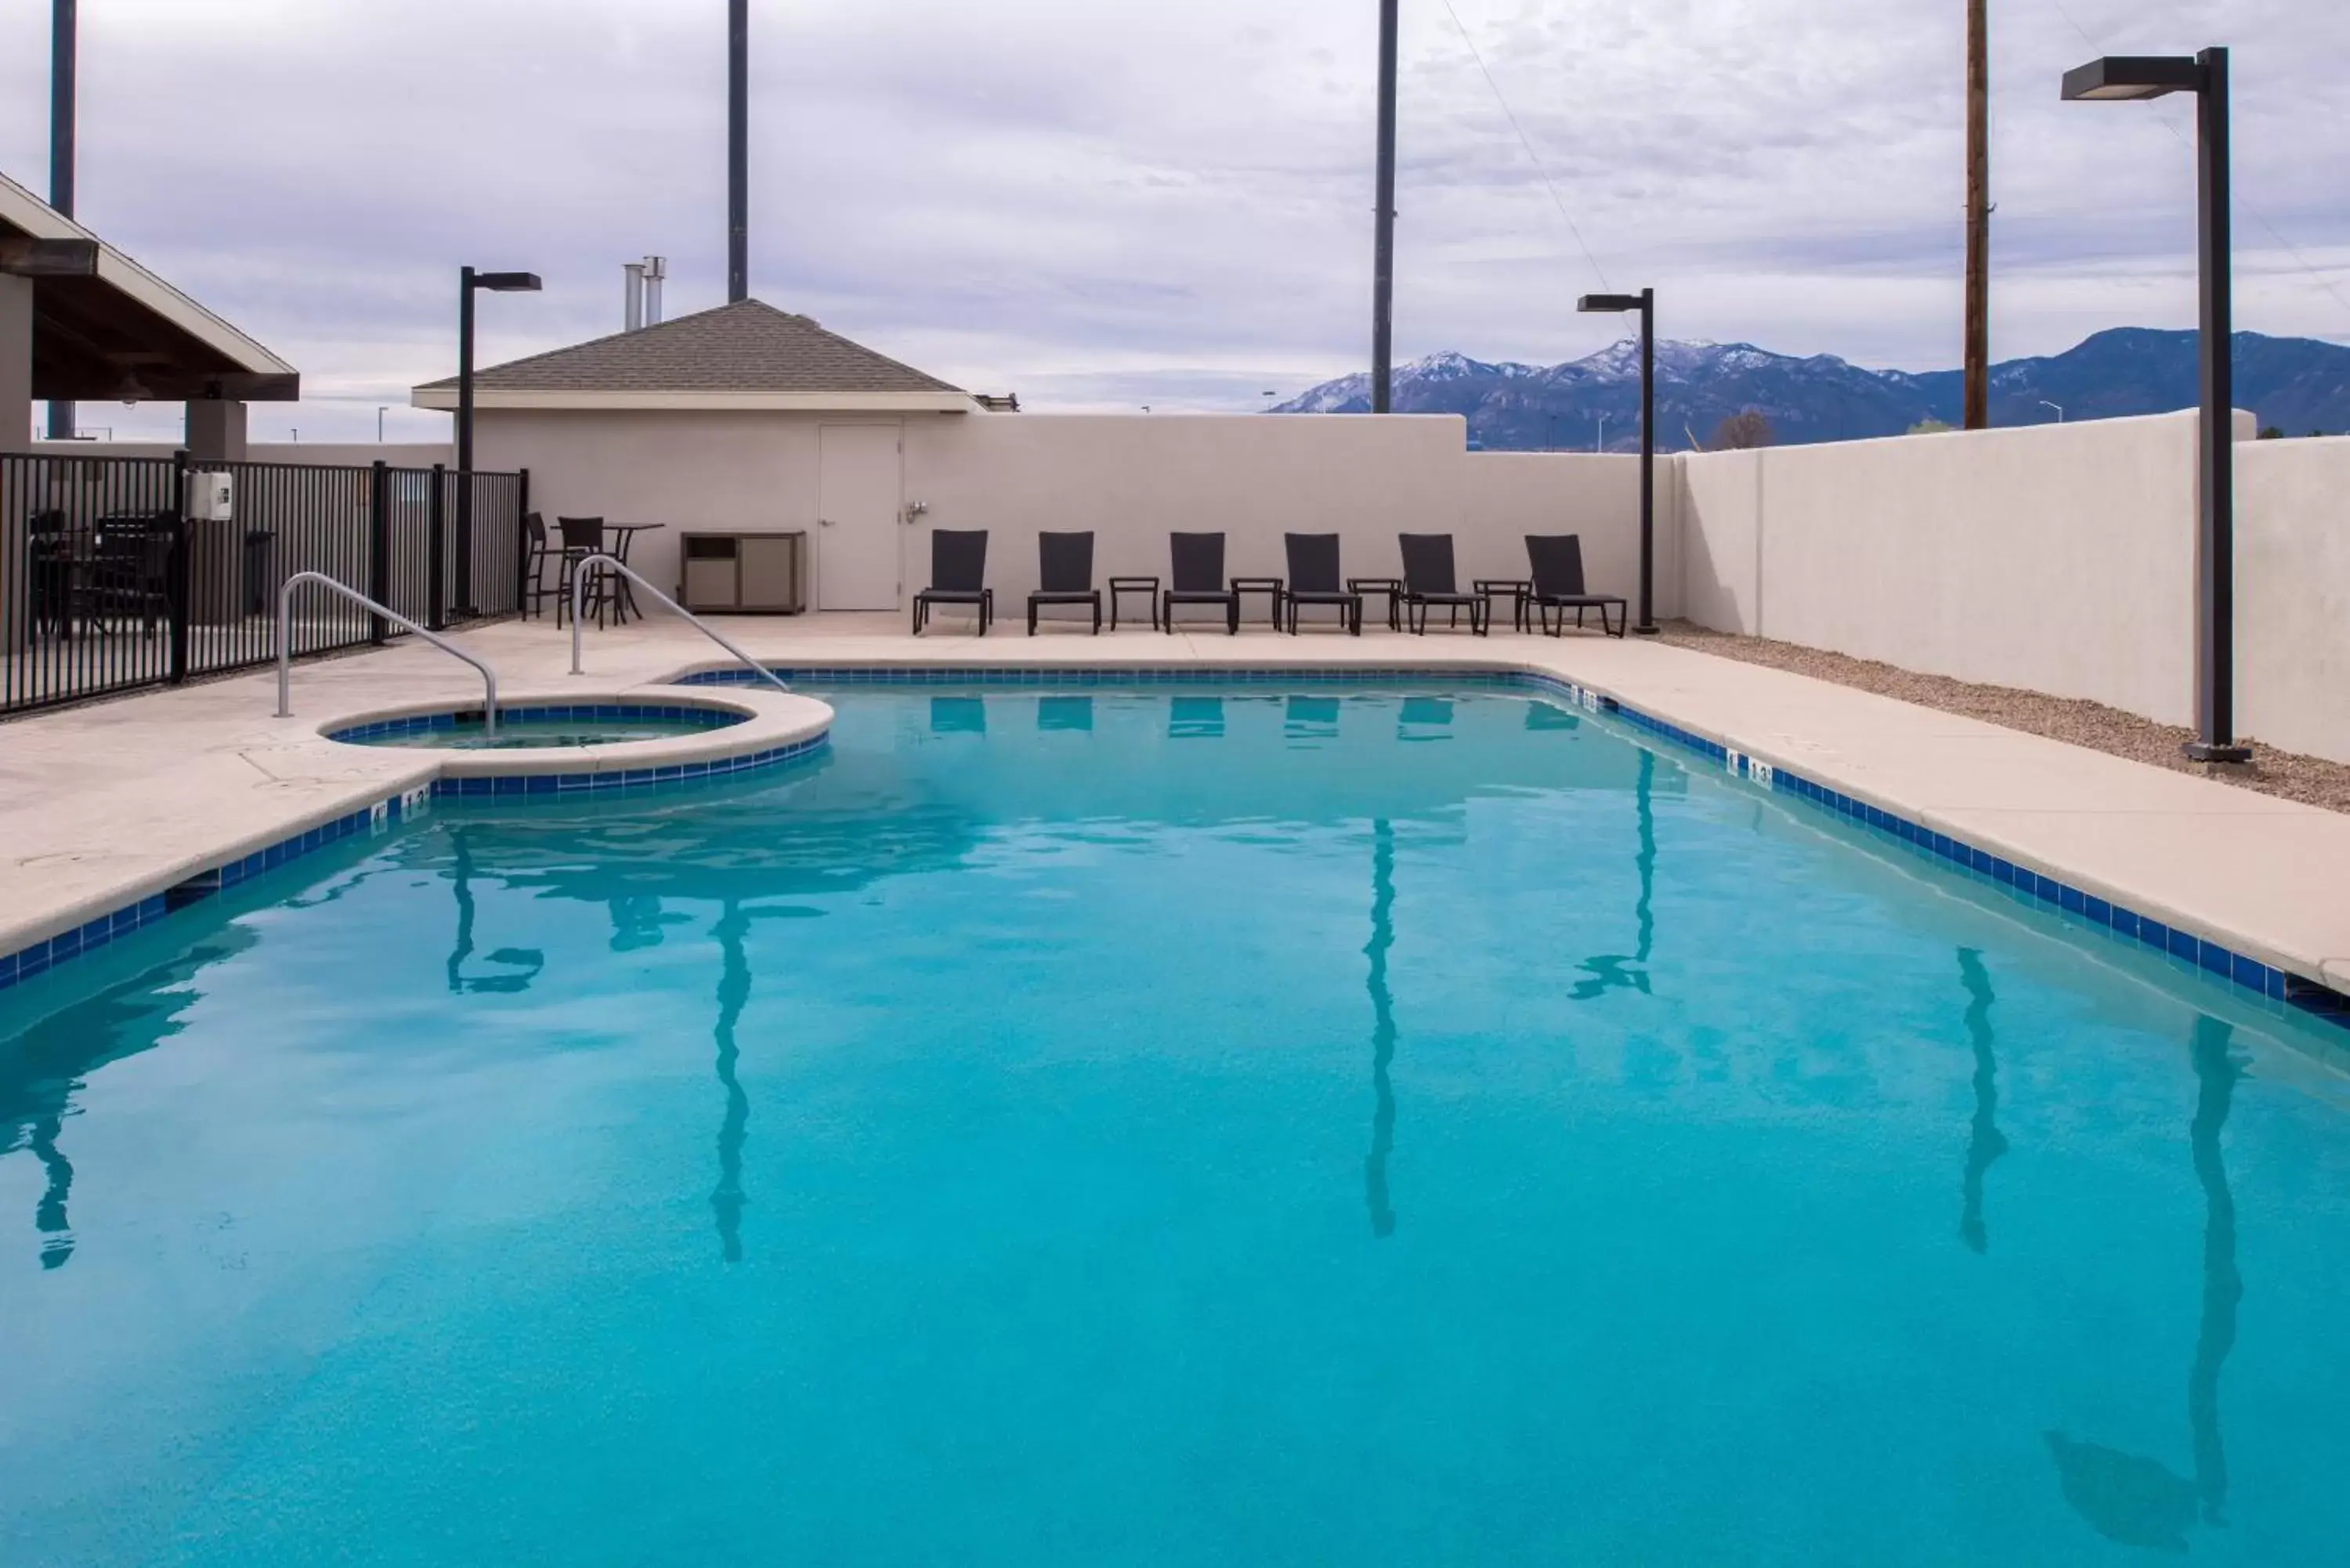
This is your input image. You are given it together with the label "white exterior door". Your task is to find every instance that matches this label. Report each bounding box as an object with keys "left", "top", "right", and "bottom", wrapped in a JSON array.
[{"left": 817, "top": 424, "right": 904, "bottom": 610}]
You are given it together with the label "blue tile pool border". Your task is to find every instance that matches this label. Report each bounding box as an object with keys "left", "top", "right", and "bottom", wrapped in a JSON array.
[
  {"left": 685, "top": 661, "right": 2350, "bottom": 1035},
  {"left": 0, "top": 728, "right": 830, "bottom": 997},
  {"left": 425, "top": 731, "right": 829, "bottom": 799},
  {"left": 0, "top": 796, "right": 396, "bottom": 997}
]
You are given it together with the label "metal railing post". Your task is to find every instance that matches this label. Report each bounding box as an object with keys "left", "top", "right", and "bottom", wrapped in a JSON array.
[
  {"left": 167, "top": 450, "right": 190, "bottom": 685},
  {"left": 277, "top": 570, "right": 497, "bottom": 732},
  {"left": 513, "top": 468, "right": 531, "bottom": 616},
  {"left": 367, "top": 460, "right": 391, "bottom": 645},
  {"left": 427, "top": 462, "right": 448, "bottom": 632},
  {"left": 568, "top": 552, "right": 794, "bottom": 698}
]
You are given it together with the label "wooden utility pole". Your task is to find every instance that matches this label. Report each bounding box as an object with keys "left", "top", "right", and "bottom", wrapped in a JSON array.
[{"left": 1964, "top": 0, "right": 1990, "bottom": 428}]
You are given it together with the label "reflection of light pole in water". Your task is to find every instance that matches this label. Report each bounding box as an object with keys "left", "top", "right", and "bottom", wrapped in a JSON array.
[
  {"left": 1956, "top": 948, "right": 2008, "bottom": 1253},
  {"left": 446, "top": 834, "right": 478, "bottom": 994},
  {"left": 28, "top": 1117, "right": 72, "bottom": 1269},
  {"left": 2044, "top": 1013, "right": 2243, "bottom": 1551},
  {"left": 2188, "top": 1014, "right": 2242, "bottom": 1526},
  {"left": 446, "top": 833, "right": 544, "bottom": 994},
  {"left": 1365, "top": 820, "right": 1397, "bottom": 1239},
  {"left": 712, "top": 900, "right": 752, "bottom": 1264},
  {"left": 1571, "top": 750, "right": 1656, "bottom": 1000}
]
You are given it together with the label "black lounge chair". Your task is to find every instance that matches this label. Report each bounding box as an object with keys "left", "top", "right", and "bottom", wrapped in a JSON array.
[
  {"left": 1398, "top": 533, "right": 1486, "bottom": 635},
  {"left": 1525, "top": 533, "right": 1628, "bottom": 638},
  {"left": 1162, "top": 532, "right": 1238, "bottom": 634},
  {"left": 913, "top": 529, "right": 994, "bottom": 634},
  {"left": 1028, "top": 530, "right": 1101, "bottom": 634},
  {"left": 1282, "top": 533, "right": 1361, "bottom": 634}
]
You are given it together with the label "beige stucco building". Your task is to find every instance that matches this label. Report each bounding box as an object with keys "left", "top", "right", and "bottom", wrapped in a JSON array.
[{"left": 412, "top": 299, "right": 1656, "bottom": 614}]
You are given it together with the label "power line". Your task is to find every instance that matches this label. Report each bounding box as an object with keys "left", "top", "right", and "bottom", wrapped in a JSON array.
[
  {"left": 2045, "top": 0, "right": 2350, "bottom": 328},
  {"left": 1439, "top": 1, "right": 1611, "bottom": 293}
]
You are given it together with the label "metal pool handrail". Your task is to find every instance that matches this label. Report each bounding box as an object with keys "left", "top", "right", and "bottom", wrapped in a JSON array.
[
  {"left": 569, "top": 552, "right": 794, "bottom": 698},
  {"left": 277, "top": 571, "right": 501, "bottom": 734}
]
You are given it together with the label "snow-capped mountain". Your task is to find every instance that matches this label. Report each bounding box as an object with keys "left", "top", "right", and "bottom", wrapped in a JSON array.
[{"left": 1270, "top": 330, "right": 2350, "bottom": 448}]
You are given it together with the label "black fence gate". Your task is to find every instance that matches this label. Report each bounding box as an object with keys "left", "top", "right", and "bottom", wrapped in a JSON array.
[{"left": 2, "top": 450, "right": 529, "bottom": 717}]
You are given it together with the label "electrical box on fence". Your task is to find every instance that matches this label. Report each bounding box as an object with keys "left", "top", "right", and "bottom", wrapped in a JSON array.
[{"left": 187, "top": 471, "right": 235, "bottom": 522}]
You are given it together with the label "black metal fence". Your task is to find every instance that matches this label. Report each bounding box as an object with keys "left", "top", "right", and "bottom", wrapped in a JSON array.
[{"left": 2, "top": 450, "right": 529, "bottom": 717}]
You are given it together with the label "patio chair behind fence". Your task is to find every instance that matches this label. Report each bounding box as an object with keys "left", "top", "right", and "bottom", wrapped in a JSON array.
[{"left": 1, "top": 450, "right": 529, "bottom": 717}]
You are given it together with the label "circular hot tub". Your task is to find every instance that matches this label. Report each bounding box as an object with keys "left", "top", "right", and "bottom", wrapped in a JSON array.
[
  {"left": 330, "top": 701, "right": 747, "bottom": 751},
  {"left": 316, "top": 690, "right": 833, "bottom": 797}
]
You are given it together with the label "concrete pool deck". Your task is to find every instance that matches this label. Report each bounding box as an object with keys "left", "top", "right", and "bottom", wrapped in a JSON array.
[{"left": 4, "top": 610, "right": 2347, "bottom": 1009}]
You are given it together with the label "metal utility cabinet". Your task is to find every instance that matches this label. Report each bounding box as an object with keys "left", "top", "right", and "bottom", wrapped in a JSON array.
[{"left": 678, "top": 531, "right": 806, "bottom": 614}]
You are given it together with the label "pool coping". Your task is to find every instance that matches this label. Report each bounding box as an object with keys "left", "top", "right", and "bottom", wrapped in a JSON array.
[{"left": 0, "top": 686, "right": 832, "bottom": 994}]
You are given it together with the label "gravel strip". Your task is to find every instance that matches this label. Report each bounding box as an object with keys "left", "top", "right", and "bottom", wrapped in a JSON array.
[{"left": 1654, "top": 620, "right": 2350, "bottom": 816}]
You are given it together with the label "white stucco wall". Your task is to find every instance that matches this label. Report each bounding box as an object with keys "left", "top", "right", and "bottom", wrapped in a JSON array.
[
  {"left": 1678, "top": 411, "right": 2216, "bottom": 728},
  {"left": 1676, "top": 447, "right": 1764, "bottom": 634},
  {"left": 472, "top": 410, "right": 1654, "bottom": 611},
  {"left": 2237, "top": 435, "right": 2350, "bottom": 762},
  {"left": 1675, "top": 410, "right": 2350, "bottom": 764},
  {"left": 475, "top": 410, "right": 841, "bottom": 598}
]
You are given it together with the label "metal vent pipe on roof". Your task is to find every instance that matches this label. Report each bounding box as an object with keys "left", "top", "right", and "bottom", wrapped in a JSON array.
[{"left": 622, "top": 257, "right": 668, "bottom": 332}]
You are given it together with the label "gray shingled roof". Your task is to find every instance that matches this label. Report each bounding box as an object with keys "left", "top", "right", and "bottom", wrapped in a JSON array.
[{"left": 417, "top": 298, "right": 965, "bottom": 396}]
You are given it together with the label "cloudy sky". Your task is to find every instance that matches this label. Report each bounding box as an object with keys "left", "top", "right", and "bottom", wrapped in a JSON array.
[{"left": 2, "top": 0, "right": 2345, "bottom": 439}]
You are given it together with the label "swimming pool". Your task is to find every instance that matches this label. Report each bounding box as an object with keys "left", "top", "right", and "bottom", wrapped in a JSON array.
[{"left": 5, "top": 680, "right": 2348, "bottom": 1565}]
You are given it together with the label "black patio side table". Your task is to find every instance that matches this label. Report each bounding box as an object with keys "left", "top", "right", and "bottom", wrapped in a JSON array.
[
  {"left": 1475, "top": 578, "right": 1533, "bottom": 634},
  {"left": 1230, "top": 576, "right": 1285, "bottom": 628},
  {"left": 1109, "top": 576, "right": 1162, "bottom": 630},
  {"left": 1349, "top": 576, "right": 1405, "bottom": 633}
]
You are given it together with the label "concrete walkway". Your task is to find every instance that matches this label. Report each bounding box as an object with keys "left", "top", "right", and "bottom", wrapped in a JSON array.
[{"left": 4, "top": 609, "right": 2346, "bottom": 1001}]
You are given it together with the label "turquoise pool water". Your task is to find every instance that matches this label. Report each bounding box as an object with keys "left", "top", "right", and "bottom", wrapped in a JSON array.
[
  {"left": 344, "top": 717, "right": 728, "bottom": 750},
  {"left": 5, "top": 682, "right": 2350, "bottom": 1566}
]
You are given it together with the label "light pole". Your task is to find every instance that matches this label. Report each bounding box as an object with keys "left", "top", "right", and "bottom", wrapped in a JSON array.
[
  {"left": 1579, "top": 287, "right": 1659, "bottom": 634},
  {"left": 47, "top": 0, "right": 75, "bottom": 441},
  {"left": 1595, "top": 413, "right": 1608, "bottom": 453},
  {"left": 1370, "top": 0, "right": 1400, "bottom": 413},
  {"left": 2063, "top": 49, "right": 2246, "bottom": 763},
  {"left": 377, "top": 406, "right": 389, "bottom": 443},
  {"left": 457, "top": 266, "right": 541, "bottom": 613},
  {"left": 728, "top": 0, "right": 749, "bottom": 302},
  {"left": 2039, "top": 399, "right": 2065, "bottom": 424}
]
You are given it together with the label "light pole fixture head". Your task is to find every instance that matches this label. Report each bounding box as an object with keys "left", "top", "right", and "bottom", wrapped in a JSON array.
[
  {"left": 2062, "top": 55, "right": 2203, "bottom": 101},
  {"left": 1578, "top": 293, "right": 1645, "bottom": 314},
  {"left": 471, "top": 271, "right": 543, "bottom": 293}
]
